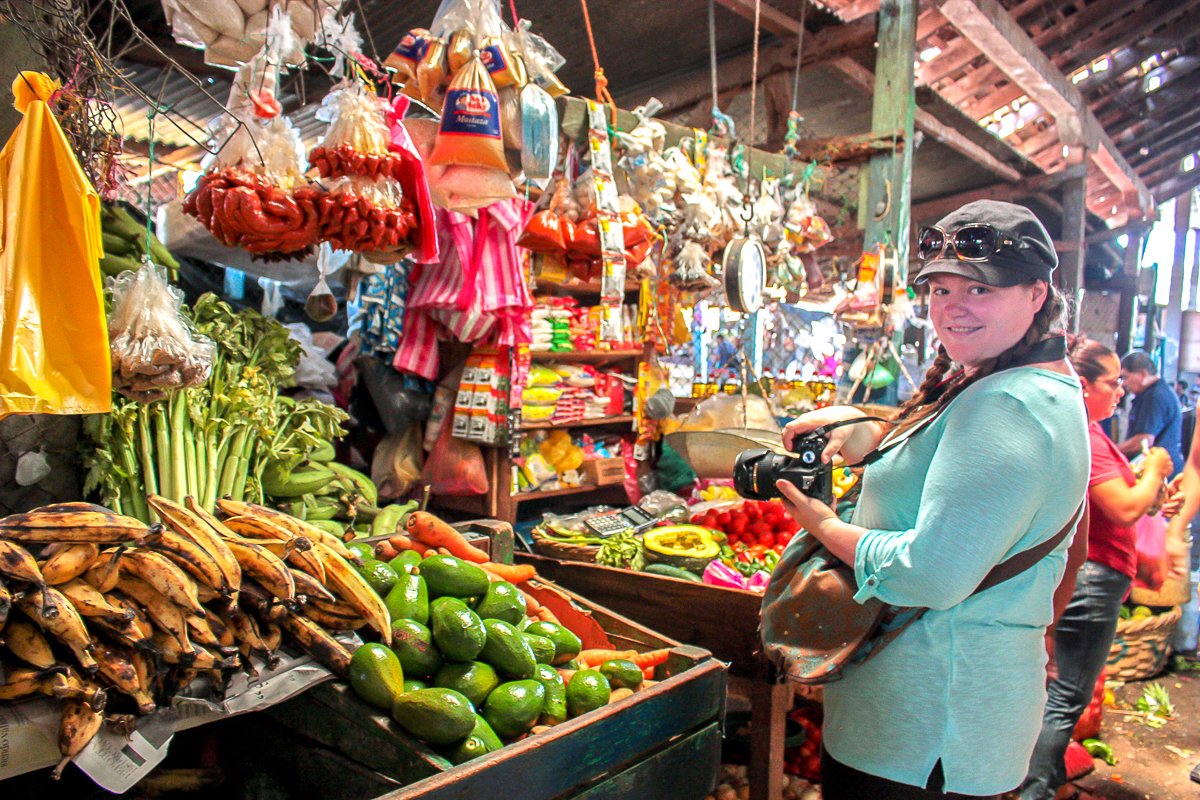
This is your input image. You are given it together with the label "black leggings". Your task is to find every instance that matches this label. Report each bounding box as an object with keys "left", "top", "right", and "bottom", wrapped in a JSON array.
[{"left": 820, "top": 747, "right": 999, "bottom": 800}]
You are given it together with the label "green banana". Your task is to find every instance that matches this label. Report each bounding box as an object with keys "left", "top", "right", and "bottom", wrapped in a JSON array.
[
  {"left": 370, "top": 504, "right": 406, "bottom": 539},
  {"left": 262, "top": 462, "right": 337, "bottom": 498},
  {"left": 99, "top": 253, "right": 142, "bottom": 277},
  {"left": 325, "top": 462, "right": 378, "bottom": 507},
  {"left": 102, "top": 231, "right": 135, "bottom": 255},
  {"left": 286, "top": 500, "right": 307, "bottom": 521},
  {"left": 309, "top": 441, "right": 336, "bottom": 463},
  {"left": 301, "top": 494, "right": 340, "bottom": 521},
  {"left": 306, "top": 520, "right": 347, "bottom": 539}
]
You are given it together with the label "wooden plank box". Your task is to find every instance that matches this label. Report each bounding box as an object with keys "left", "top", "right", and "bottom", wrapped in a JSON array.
[
  {"left": 264, "top": 580, "right": 727, "bottom": 800},
  {"left": 514, "top": 552, "right": 771, "bottom": 680}
]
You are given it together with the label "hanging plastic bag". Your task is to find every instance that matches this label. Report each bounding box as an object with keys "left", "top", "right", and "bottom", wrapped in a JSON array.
[
  {"left": 421, "top": 414, "right": 488, "bottom": 495},
  {"left": 108, "top": 262, "right": 215, "bottom": 402},
  {"left": 0, "top": 73, "right": 111, "bottom": 417},
  {"left": 305, "top": 244, "right": 338, "bottom": 321},
  {"left": 520, "top": 83, "right": 557, "bottom": 179},
  {"left": 429, "top": 54, "right": 508, "bottom": 172},
  {"left": 372, "top": 426, "right": 425, "bottom": 502},
  {"left": 1133, "top": 513, "right": 1168, "bottom": 592},
  {"left": 514, "top": 19, "right": 568, "bottom": 97}
]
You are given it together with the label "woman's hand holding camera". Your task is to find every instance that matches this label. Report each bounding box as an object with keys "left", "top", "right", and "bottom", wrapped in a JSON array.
[{"left": 783, "top": 406, "right": 885, "bottom": 466}]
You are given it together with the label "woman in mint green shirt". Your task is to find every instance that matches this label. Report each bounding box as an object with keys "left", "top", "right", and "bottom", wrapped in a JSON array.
[{"left": 777, "top": 201, "right": 1090, "bottom": 799}]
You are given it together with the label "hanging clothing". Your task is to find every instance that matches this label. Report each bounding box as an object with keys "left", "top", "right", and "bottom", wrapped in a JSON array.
[{"left": 393, "top": 198, "right": 534, "bottom": 379}]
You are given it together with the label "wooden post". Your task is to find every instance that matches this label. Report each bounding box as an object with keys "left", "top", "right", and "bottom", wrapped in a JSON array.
[
  {"left": 1115, "top": 234, "right": 1141, "bottom": 356},
  {"left": 1164, "top": 194, "right": 1191, "bottom": 383},
  {"left": 747, "top": 679, "right": 791, "bottom": 800},
  {"left": 1059, "top": 153, "right": 1088, "bottom": 333},
  {"left": 862, "top": 0, "right": 918, "bottom": 275}
]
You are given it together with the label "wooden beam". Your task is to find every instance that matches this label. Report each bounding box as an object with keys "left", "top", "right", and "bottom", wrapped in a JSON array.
[
  {"left": 960, "top": 80, "right": 1025, "bottom": 123},
  {"left": 1129, "top": 130, "right": 1200, "bottom": 175},
  {"left": 832, "top": 56, "right": 1021, "bottom": 181},
  {"left": 914, "top": 34, "right": 983, "bottom": 87},
  {"left": 911, "top": 163, "right": 1087, "bottom": 221},
  {"left": 713, "top": 0, "right": 804, "bottom": 38},
  {"left": 1056, "top": 0, "right": 1200, "bottom": 76},
  {"left": 1110, "top": 95, "right": 1200, "bottom": 150},
  {"left": 824, "top": 0, "right": 883, "bottom": 22},
  {"left": 936, "top": 0, "right": 1152, "bottom": 213},
  {"left": 615, "top": 14, "right": 879, "bottom": 117},
  {"left": 937, "top": 0, "right": 1083, "bottom": 142},
  {"left": 1060, "top": 152, "right": 1087, "bottom": 331},
  {"left": 938, "top": 63, "right": 1004, "bottom": 109},
  {"left": 1122, "top": 106, "right": 1200, "bottom": 159},
  {"left": 1085, "top": 217, "right": 1157, "bottom": 245}
]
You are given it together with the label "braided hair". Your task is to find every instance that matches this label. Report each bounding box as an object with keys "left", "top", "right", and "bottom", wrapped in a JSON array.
[{"left": 888, "top": 283, "right": 1068, "bottom": 437}]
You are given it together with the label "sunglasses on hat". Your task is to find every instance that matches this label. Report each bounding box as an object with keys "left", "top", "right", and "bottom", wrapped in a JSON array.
[{"left": 917, "top": 224, "right": 1018, "bottom": 262}]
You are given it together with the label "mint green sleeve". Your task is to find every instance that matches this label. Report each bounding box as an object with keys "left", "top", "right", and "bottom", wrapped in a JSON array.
[{"left": 852, "top": 389, "right": 1056, "bottom": 610}]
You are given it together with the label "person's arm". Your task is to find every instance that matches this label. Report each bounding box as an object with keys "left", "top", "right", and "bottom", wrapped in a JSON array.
[
  {"left": 1117, "top": 432, "right": 1153, "bottom": 456},
  {"left": 1089, "top": 447, "right": 1172, "bottom": 527},
  {"left": 1163, "top": 422, "right": 1200, "bottom": 581}
]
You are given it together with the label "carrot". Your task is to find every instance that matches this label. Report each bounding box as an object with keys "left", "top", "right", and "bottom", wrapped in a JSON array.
[
  {"left": 406, "top": 511, "right": 489, "bottom": 563},
  {"left": 628, "top": 649, "right": 672, "bottom": 670},
  {"left": 480, "top": 562, "right": 537, "bottom": 584},
  {"left": 557, "top": 669, "right": 576, "bottom": 683},
  {"left": 642, "top": 667, "right": 656, "bottom": 681},
  {"left": 576, "top": 649, "right": 639, "bottom": 668},
  {"left": 516, "top": 585, "right": 560, "bottom": 624},
  {"left": 388, "top": 534, "right": 431, "bottom": 556},
  {"left": 374, "top": 541, "right": 399, "bottom": 560}
]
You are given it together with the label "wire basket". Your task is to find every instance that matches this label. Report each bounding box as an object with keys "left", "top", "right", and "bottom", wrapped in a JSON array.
[{"left": 1106, "top": 605, "right": 1181, "bottom": 681}]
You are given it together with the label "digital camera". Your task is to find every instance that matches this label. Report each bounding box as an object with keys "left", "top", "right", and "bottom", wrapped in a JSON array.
[{"left": 732, "top": 432, "right": 832, "bottom": 505}]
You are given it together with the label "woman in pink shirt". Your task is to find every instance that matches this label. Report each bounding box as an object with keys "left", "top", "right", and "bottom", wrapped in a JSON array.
[{"left": 1019, "top": 337, "right": 1174, "bottom": 799}]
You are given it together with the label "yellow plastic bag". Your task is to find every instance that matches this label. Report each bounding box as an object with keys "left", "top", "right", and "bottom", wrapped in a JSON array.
[{"left": 0, "top": 72, "right": 109, "bottom": 417}]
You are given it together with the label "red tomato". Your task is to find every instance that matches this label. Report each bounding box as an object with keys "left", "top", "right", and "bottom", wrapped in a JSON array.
[
  {"left": 776, "top": 529, "right": 795, "bottom": 546},
  {"left": 716, "top": 511, "right": 733, "bottom": 527},
  {"left": 735, "top": 550, "right": 756, "bottom": 564},
  {"left": 743, "top": 503, "right": 760, "bottom": 521},
  {"left": 726, "top": 532, "right": 741, "bottom": 545},
  {"left": 757, "top": 531, "right": 776, "bottom": 548},
  {"left": 750, "top": 544, "right": 769, "bottom": 557},
  {"left": 731, "top": 541, "right": 748, "bottom": 552},
  {"left": 728, "top": 518, "right": 748, "bottom": 538},
  {"left": 748, "top": 521, "right": 772, "bottom": 537},
  {"left": 772, "top": 543, "right": 786, "bottom": 555}
]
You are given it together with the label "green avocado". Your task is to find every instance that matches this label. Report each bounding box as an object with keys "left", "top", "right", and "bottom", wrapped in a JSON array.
[
  {"left": 566, "top": 670, "right": 611, "bottom": 718},
  {"left": 522, "top": 621, "right": 582, "bottom": 666},
  {"left": 430, "top": 597, "right": 487, "bottom": 661},
  {"left": 435, "top": 661, "right": 501, "bottom": 709},
  {"left": 404, "top": 678, "right": 429, "bottom": 692},
  {"left": 356, "top": 558, "right": 400, "bottom": 596},
  {"left": 473, "top": 580, "right": 527, "bottom": 626},
  {"left": 523, "top": 633, "right": 556, "bottom": 665},
  {"left": 392, "top": 688, "right": 475, "bottom": 746},
  {"left": 389, "top": 550, "right": 423, "bottom": 575},
  {"left": 385, "top": 572, "right": 430, "bottom": 625},
  {"left": 346, "top": 542, "right": 375, "bottom": 562},
  {"left": 444, "top": 714, "right": 504, "bottom": 764},
  {"left": 421, "top": 555, "right": 491, "bottom": 599},
  {"left": 532, "top": 664, "right": 568, "bottom": 726},
  {"left": 390, "top": 619, "right": 444, "bottom": 679},
  {"left": 479, "top": 619, "right": 537, "bottom": 679},
  {"left": 482, "top": 680, "right": 545, "bottom": 739},
  {"left": 599, "top": 659, "right": 643, "bottom": 690},
  {"left": 348, "top": 643, "right": 405, "bottom": 710}
]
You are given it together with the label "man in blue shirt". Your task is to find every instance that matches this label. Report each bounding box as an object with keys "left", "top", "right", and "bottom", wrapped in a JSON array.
[{"left": 1119, "top": 351, "right": 1184, "bottom": 476}]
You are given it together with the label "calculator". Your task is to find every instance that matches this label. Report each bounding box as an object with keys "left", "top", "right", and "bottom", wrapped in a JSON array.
[{"left": 583, "top": 506, "right": 658, "bottom": 538}]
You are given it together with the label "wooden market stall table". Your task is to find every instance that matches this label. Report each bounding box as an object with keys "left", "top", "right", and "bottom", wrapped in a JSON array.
[{"left": 515, "top": 553, "right": 794, "bottom": 800}]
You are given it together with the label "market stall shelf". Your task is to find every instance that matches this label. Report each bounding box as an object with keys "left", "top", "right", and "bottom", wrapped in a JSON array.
[
  {"left": 263, "top": 582, "right": 727, "bottom": 800},
  {"left": 528, "top": 349, "right": 643, "bottom": 363},
  {"left": 522, "top": 414, "right": 636, "bottom": 431},
  {"left": 514, "top": 553, "right": 792, "bottom": 800}
]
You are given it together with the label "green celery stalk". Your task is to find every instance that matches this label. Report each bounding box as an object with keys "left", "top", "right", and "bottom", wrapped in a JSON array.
[
  {"left": 153, "top": 403, "right": 171, "bottom": 503},
  {"left": 136, "top": 408, "right": 158, "bottom": 520},
  {"left": 170, "top": 392, "right": 187, "bottom": 503},
  {"left": 218, "top": 427, "right": 248, "bottom": 501}
]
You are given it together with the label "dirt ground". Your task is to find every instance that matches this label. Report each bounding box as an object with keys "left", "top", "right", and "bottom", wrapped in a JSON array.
[{"left": 1070, "top": 658, "right": 1200, "bottom": 800}]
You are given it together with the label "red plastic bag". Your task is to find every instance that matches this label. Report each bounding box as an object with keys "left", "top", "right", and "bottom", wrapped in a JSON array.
[
  {"left": 421, "top": 417, "right": 488, "bottom": 496},
  {"left": 516, "top": 209, "right": 566, "bottom": 252},
  {"left": 565, "top": 217, "right": 601, "bottom": 259},
  {"left": 1133, "top": 513, "right": 1167, "bottom": 592}
]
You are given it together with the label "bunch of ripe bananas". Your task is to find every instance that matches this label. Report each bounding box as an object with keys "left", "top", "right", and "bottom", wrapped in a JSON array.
[{"left": 0, "top": 495, "right": 390, "bottom": 780}]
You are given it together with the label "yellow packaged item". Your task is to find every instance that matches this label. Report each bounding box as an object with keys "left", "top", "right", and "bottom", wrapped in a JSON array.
[
  {"left": 447, "top": 29, "right": 474, "bottom": 74},
  {"left": 0, "top": 72, "right": 109, "bottom": 417},
  {"left": 521, "top": 404, "right": 555, "bottom": 421},
  {"left": 416, "top": 37, "right": 449, "bottom": 101},
  {"left": 539, "top": 429, "right": 584, "bottom": 474},
  {"left": 478, "top": 36, "right": 525, "bottom": 88},
  {"left": 522, "top": 386, "right": 563, "bottom": 406},
  {"left": 385, "top": 28, "right": 432, "bottom": 84}
]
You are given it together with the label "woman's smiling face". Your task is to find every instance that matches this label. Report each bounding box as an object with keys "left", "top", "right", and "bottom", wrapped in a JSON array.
[{"left": 927, "top": 274, "right": 1047, "bottom": 371}]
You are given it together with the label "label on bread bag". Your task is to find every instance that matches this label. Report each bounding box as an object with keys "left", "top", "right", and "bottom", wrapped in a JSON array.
[
  {"left": 392, "top": 32, "right": 430, "bottom": 65},
  {"left": 441, "top": 88, "right": 502, "bottom": 139}
]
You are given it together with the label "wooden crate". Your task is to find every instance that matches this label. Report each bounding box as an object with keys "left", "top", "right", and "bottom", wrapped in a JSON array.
[
  {"left": 264, "top": 580, "right": 726, "bottom": 800},
  {"left": 515, "top": 552, "right": 770, "bottom": 680}
]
